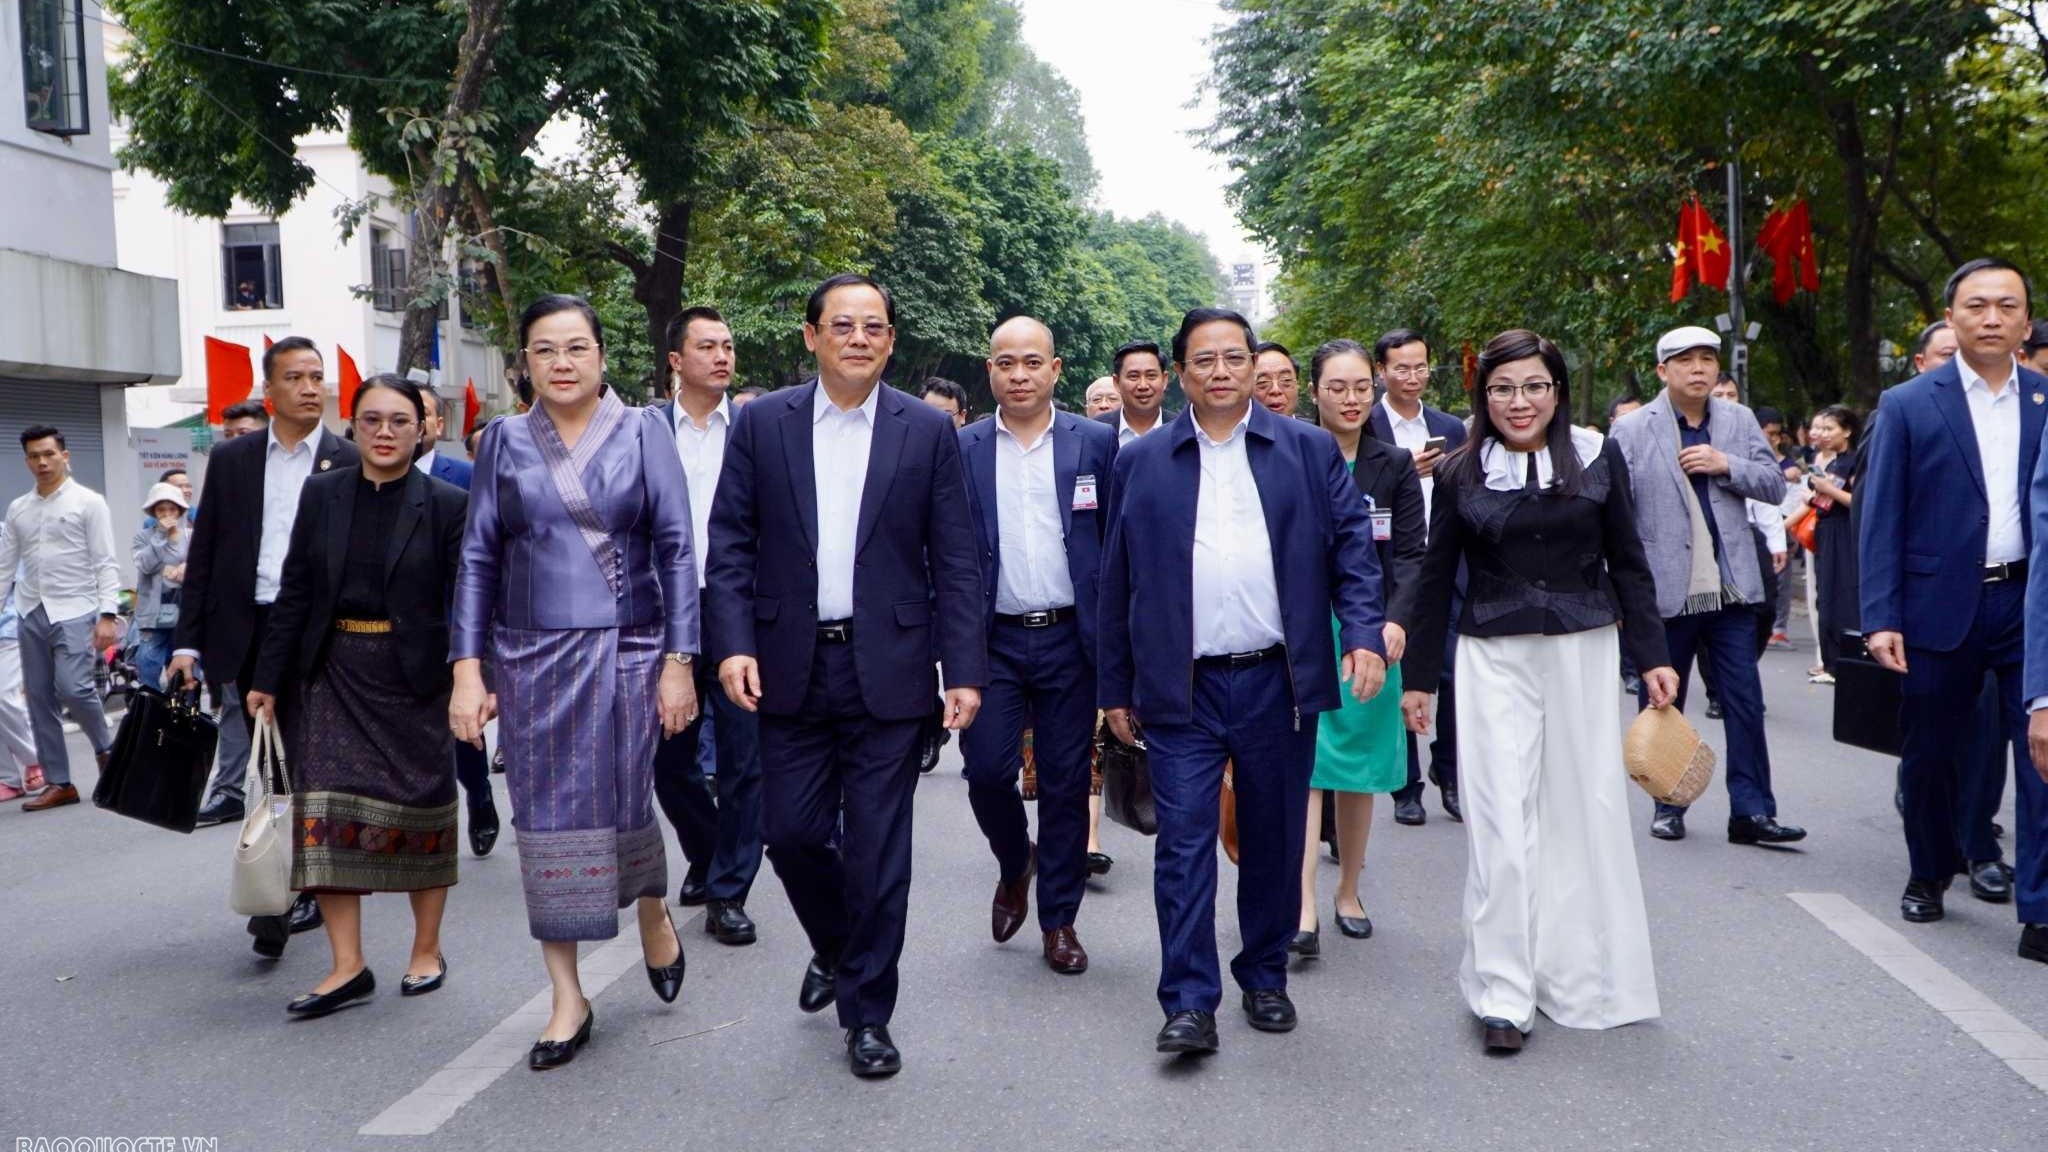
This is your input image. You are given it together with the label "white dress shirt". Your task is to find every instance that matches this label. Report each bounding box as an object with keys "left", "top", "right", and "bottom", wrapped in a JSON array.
[
  {"left": 415, "top": 449, "right": 438, "bottom": 475},
  {"left": 0, "top": 477, "right": 121, "bottom": 623},
  {"left": 1117, "top": 410, "right": 1160, "bottom": 447},
  {"left": 813, "top": 384, "right": 879, "bottom": 621},
  {"left": 672, "top": 396, "right": 731, "bottom": 589},
  {"left": 1959, "top": 355, "right": 2025, "bottom": 565},
  {"left": 1191, "top": 408, "right": 1285, "bottom": 657},
  {"left": 1380, "top": 397, "right": 1436, "bottom": 526},
  {"left": 256, "top": 424, "right": 325, "bottom": 605},
  {"left": 993, "top": 413, "right": 1075, "bottom": 614}
]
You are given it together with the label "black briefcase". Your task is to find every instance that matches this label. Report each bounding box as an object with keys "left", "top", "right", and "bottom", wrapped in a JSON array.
[
  {"left": 92, "top": 682, "right": 219, "bottom": 833},
  {"left": 1096, "top": 719, "right": 1158, "bottom": 836},
  {"left": 1832, "top": 631, "right": 1902, "bottom": 757}
]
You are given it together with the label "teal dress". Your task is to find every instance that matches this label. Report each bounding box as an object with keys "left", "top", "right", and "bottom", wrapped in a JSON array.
[{"left": 1310, "top": 614, "right": 1407, "bottom": 793}]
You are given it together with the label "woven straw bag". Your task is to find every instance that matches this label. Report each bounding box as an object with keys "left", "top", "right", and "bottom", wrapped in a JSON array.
[{"left": 1623, "top": 707, "right": 1717, "bottom": 806}]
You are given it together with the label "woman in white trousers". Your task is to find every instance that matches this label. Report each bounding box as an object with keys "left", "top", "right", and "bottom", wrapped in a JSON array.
[{"left": 1402, "top": 329, "right": 1679, "bottom": 1054}]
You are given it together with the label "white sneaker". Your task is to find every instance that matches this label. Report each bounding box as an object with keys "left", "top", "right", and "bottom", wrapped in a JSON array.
[{"left": 1808, "top": 671, "right": 1836, "bottom": 685}]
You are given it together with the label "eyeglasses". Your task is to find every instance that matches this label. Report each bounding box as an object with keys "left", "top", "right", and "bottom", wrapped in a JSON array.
[
  {"left": 819, "top": 319, "right": 892, "bottom": 342},
  {"left": 1383, "top": 366, "right": 1432, "bottom": 381},
  {"left": 525, "top": 341, "right": 601, "bottom": 363},
  {"left": 1318, "top": 384, "right": 1374, "bottom": 400},
  {"left": 1185, "top": 351, "right": 1252, "bottom": 374},
  {"left": 353, "top": 414, "right": 418, "bottom": 435},
  {"left": 1484, "top": 381, "right": 1557, "bottom": 403}
]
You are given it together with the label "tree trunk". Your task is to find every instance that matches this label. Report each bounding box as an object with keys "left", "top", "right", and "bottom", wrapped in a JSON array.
[
  {"left": 1813, "top": 83, "right": 1883, "bottom": 408},
  {"left": 629, "top": 199, "right": 695, "bottom": 396}
]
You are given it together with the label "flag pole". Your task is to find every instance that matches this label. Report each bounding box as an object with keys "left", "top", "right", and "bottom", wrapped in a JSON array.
[{"left": 1723, "top": 118, "right": 1751, "bottom": 400}]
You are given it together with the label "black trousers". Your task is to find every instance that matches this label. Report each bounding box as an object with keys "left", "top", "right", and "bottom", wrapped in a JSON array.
[{"left": 653, "top": 655, "right": 764, "bottom": 904}]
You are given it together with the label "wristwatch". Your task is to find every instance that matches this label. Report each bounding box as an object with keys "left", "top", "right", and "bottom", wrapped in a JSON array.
[{"left": 663, "top": 653, "right": 693, "bottom": 667}]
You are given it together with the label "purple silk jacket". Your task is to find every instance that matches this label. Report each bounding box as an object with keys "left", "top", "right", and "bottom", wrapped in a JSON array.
[{"left": 450, "top": 402, "right": 697, "bottom": 660}]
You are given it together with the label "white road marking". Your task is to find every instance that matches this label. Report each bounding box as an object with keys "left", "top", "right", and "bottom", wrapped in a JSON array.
[
  {"left": 1790, "top": 892, "right": 2048, "bottom": 1095},
  {"left": 359, "top": 909, "right": 695, "bottom": 1137}
]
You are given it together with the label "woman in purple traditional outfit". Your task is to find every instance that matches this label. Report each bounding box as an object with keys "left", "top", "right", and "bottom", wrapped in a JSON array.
[{"left": 449, "top": 294, "right": 699, "bottom": 1071}]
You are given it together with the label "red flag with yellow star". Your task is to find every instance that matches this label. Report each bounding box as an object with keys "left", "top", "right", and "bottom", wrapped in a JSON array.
[{"left": 1671, "top": 197, "right": 1732, "bottom": 301}]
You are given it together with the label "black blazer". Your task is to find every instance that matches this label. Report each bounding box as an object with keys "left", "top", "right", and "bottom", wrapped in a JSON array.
[
  {"left": 1367, "top": 399, "right": 1467, "bottom": 455},
  {"left": 174, "top": 427, "right": 358, "bottom": 681},
  {"left": 1348, "top": 436, "right": 1426, "bottom": 629},
  {"left": 250, "top": 466, "right": 468, "bottom": 701}
]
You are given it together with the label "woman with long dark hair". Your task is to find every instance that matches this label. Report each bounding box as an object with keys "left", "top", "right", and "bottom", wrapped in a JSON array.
[
  {"left": 245, "top": 374, "right": 469, "bottom": 1017},
  {"left": 1402, "top": 329, "right": 1677, "bottom": 1054},
  {"left": 448, "top": 294, "right": 699, "bottom": 1070},
  {"left": 1804, "top": 405, "right": 1861, "bottom": 682}
]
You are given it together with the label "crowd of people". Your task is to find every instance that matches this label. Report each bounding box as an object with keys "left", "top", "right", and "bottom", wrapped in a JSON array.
[{"left": 1, "top": 262, "right": 2044, "bottom": 1080}]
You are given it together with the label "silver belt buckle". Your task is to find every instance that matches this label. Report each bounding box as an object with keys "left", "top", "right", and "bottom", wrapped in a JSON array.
[{"left": 1021, "top": 610, "right": 1053, "bottom": 628}]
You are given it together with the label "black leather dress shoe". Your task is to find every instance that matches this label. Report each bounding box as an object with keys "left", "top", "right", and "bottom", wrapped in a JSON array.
[
  {"left": 1650, "top": 812, "right": 1686, "bottom": 841},
  {"left": 1441, "top": 784, "right": 1462, "bottom": 823},
  {"left": 2020, "top": 924, "right": 2048, "bottom": 964},
  {"left": 287, "top": 968, "right": 374, "bottom": 1018},
  {"left": 1481, "top": 1016, "right": 1525, "bottom": 1053},
  {"left": 195, "top": 797, "right": 244, "bottom": 828},
  {"left": 1086, "top": 851, "right": 1114, "bottom": 877},
  {"left": 286, "top": 892, "right": 324, "bottom": 934},
  {"left": 705, "top": 900, "right": 757, "bottom": 945},
  {"left": 1704, "top": 697, "right": 1723, "bottom": 720},
  {"left": 400, "top": 955, "right": 447, "bottom": 997},
  {"left": 799, "top": 955, "right": 838, "bottom": 1014},
  {"left": 1334, "top": 900, "right": 1373, "bottom": 940},
  {"left": 1287, "top": 927, "right": 1320, "bottom": 958},
  {"left": 676, "top": 870, "right": 710, "bottom": 907},
  {"left": 646, "top": 910, "right": 686, "bottom": 1004},
  {"left": 1155, "top": 1010, "right": 1219, "bottom": 1054},
  {"left": 468, "top": 800, "right": 499, "bottom": 858},
  {"left": 528, "top": 1002, "right": 593, "bottom": 1070},
  {"left": 1728, "top": 815, "right": 1807, "bottom": 845},
  {"left": 248, "top": 914, "right": 288, "bottom": 959},
  {"left": 1393, "top": 796, "right": 1426, "bottom": 826},
  {"left": 846, "top": 1025, "right": 902, "bottom": 1077},
  {"left": 1241, "top": 989, "right": 1297, "bottom": 1033},
  {"left": 1901, "top": 878, "right": 1949, "bottom": 923},
  {"left": 1968, "top": 860, "right": 2014, "bottom": 903}
]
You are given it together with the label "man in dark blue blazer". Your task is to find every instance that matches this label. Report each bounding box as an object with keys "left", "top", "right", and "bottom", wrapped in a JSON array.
[
  {"left": 957, "top": 317, "right": 1118, "bottom": 975},
  {"left": 1100, "top": 307, "right": 1388, "bottom": 1055},
  {"left": 1862, "top": 258, "right": 2047, "bottom": 961},
  {"left": 706, "top": 274, "right": 987, "bottom": 1077},
  {"left": 416, "top": 386, "right": 497, "bottom": 858},
  {"left": 1367, "top": 328, "right": 1467, "bottom": 825}
]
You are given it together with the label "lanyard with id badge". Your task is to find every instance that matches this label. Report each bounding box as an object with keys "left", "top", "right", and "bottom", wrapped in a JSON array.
[{"left": 1366, "top": 493, "right": 1392, "bottom": 542}]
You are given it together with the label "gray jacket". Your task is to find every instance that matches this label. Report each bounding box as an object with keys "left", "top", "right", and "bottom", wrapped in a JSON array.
[
  {"left": 131, "top": 518, "right": 190, "bottom": 629},
  {"left": 1609, "top": 391, "right": 1786, "bottom": 618}
]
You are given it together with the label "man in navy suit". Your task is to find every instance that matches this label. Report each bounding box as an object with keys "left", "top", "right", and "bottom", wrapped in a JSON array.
[
  {"left": 707, "top": 273, "right": 987, "bottom": 1077},
  {"left": 416, "top": 385, "right": 498, "bottom": 858},
  {"left": 1100, "top": 306, "right": 1388, "bottom": 1055},
  {"left": 957, "top": 317, "right": 1117, "bottom": 975},
  {"left": 1367, "top": 328, "right": 1466, "bottom": 825},
  {"left": 1863, "top": 258, "right": 2047, "bottom": 962}
]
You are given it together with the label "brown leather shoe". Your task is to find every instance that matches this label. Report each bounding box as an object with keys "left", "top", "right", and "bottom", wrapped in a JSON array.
[
  {"left": 1043, "top": 926, "right": 1088, "bottom": 974},
  {"left": 23, "top": 783, "right": 80, "bottom": 812},
  {"left": 992, "top": 845, "right": 1037, "bottom": 943}
]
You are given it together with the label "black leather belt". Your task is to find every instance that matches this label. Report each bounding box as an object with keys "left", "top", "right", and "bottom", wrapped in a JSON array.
[
  {"left": 817, "top": 620, "right": 853, "bottom": 643},
  {"left": 1195, "top": 643, "right": 1285, "bottom": 670},
  {"left": 994, "top": 607, "right": 1074, "bottom": 629},
  {"left": 1984, "top": 560, "right": 2028, "bottom": 584}
]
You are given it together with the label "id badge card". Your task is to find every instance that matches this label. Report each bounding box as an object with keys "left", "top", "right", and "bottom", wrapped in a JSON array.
[
  {"left": 1366, "top": 494, "right": 1392, "bottom": 541},
  {"left": 1072, "top": 474, "right": 1099, "bottom": 511}
]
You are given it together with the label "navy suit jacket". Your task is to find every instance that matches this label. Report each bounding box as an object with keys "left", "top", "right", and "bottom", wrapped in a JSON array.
[
  {"left": 426, "top": 451, "right": 473, "bottom": 492},
  {"left": 958, "top": 411, "right": 1119, "bottom": 666},
  {"left": 1098, "top": 404, "right": 1387, "bottom": 725},
  {"left": 1367, "top": 399, "right": 1467, "bottom": 457},
  {"left": 1860, "top": 359, "right": 2048, "bottom": 654},
  {"left": 705, "top": 381, "right": 987, "bottom": 720}
]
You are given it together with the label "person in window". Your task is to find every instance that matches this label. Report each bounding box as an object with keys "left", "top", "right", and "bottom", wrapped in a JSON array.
[
  {"left": 1402, "top": 328, "right": 1677, "bottom": 1054},
  {"left": 233, "top": 281, "right": 262, "bottom": 310}
]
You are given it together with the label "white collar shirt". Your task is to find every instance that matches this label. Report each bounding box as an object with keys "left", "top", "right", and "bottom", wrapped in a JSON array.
[
  {"left": 1191, "top": 407, "right": 1285, "bottom": 657},
  {"left": 257, "top": 424, "right": 324, "bottom": 605},
  {"left": 1958, "top": 355, "right": 2025, "bottom": 564},
  {"left": 1380, "top": 397, "right": 1436, "bottom": 527},
  {"left": 1118, "top": 410, "right": 1161, "bottom": 447},
  {"left": 812, "top": 384, "right": 880, "bottom": 621},
  {"left": 673, "top": 395, "right": 732, "bottom": 588},
  {"left": 992, "top": 412, "right": 1074, "bottom": 614},
  {"left": 415, "top": 449, "right": 437, "bottom": 475},
  {"left": 0, "top": 477, "right": 121, "bottom": 623}
]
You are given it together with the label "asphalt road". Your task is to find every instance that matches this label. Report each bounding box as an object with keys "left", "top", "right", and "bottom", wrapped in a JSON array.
[{"left": 2, "top": 619, "right": 2042, "bottom": 1151}]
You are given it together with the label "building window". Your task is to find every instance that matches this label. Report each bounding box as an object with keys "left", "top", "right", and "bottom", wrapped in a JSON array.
[
  {"left": 457, "top": 258, "right": 491, "bottom": 329},
  {"left": 370, "top": 227, "right": 408, "bottom": 312},
  {"left": 21, "top": 0, "right": 88, "bottom": 136},
  {"left": 221, "top": 223, "right": 283, "bottom": 310}
]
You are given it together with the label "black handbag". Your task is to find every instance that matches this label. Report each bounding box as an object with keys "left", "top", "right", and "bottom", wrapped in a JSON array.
[
  {"left": 92, "top": 680, "right": 219, "bottom": 833},
  {"left": 1096, "top": 718, "right": 1157, "bottom": 836},
  {"left": 1833, "top": 631, "right": 1902, "bottom": 757}
]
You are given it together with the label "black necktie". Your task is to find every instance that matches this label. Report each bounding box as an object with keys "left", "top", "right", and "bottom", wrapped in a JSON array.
[{"left": 1524, "top": 452, "right": 1541, "bottom": 491}]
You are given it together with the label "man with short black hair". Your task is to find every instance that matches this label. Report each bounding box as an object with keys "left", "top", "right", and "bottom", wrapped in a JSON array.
[
  {"left": 0, "top": 426, "right": 121, "bottom": 812},
  {"left": 221, "top": 399, "right": 269, "bottom": 440},
  {"left": 1100, "top": 341, "right": 1169, "bottom": 445},
  {"left": 2025, "top": 318, "right": 2048, "bottom": 376},
  {"left": 920, "top": 377, "right": 970, "bottom": 429}
]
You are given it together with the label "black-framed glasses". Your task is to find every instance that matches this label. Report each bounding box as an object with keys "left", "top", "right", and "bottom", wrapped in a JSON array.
[{"left": 1484, "top": 381, "right": 1557, "bottom": 402}]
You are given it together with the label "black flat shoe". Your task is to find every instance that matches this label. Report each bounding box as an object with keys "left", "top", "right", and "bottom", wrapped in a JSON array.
[
  {"left": 468, "top": 801, "right": 499, "bottom": 858},
  {"left": 1086, "top": 851, "right": 1114, "bottom": 877},
  {"left": 1334, "top": 899, "right": 1373, "bottom": 939},
  {"left": 287, "top": 968, "right": 375, "bottom": 1018},
  {"left": 248, "top": 914, "right": 288, "bottom": 959},
  {"left": 400, "top": 955, "right": 446, "bottom": 997},
  {"left": 1155, "top": 1010, "right": 1219, "bottom": 1054},
  {"left": 1728, "top": 815, "right": 1806, "bottom": 845},
  {"left": 1287, "top": 927, "right": 1320, "bottom": 958},
  {"left": 1393, "top": 796, "right": 1426, "bottom": 826},
  {"left": 846, "top": 1025, "right": 902, "bottom": 1078},
  {"left": 705, "top": 900, "right": 757, "bottom": 946},
  {"left": 1481, "top": 1016, "right": 1525, "bottom": 1054},
  {"left": 1901, "top": 878, "right": 1949, "bottom": 923},
  {"left": 1241, "top": 989, "right": 1297, "bottom": 1033},
  {"left": 528, "top": 1002, "right": 592, "bottom": 1071},
  {"left": 1969, "top": 860, "right": 2013, "bottom": 903},
  {"left": 799, "top": 954, "right": 838, "bottom": 1014},
  {"left": 286, "top": 892, "right": 324, "bottom": 934},
  {"left": 646, "top": 910, "right": 686, "bottom": 1004},
  {"left": 1650, "top": 813, "right": 1686, "bottom": 841},
  {"left": 2020, "top": 924, "right": 2048, "bottom": 964}
]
